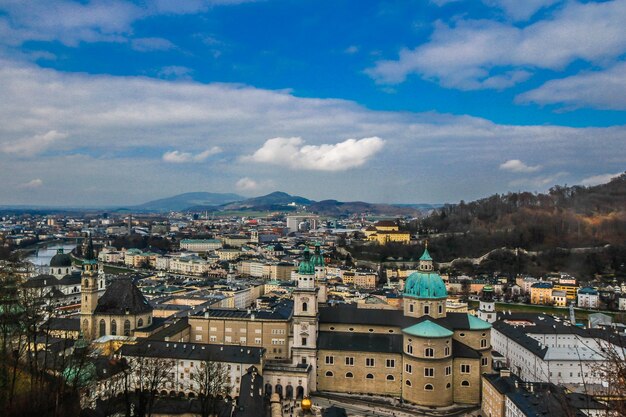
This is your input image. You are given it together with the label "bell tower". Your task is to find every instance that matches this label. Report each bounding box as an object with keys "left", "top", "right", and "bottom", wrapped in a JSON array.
[
  {"left": 80, "top": 237, "right": 100, "bottom": 340},
  {"left": 292, "top": 247, "right": 319, "bottom": 390}
]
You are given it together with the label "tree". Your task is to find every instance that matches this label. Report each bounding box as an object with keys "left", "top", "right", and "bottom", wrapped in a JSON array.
[
  {"left": 125, "top": 348, "right": 174, "bottom": 417},
  {"left": 190, "top": 354, "right": 231, "bottom": 417}
]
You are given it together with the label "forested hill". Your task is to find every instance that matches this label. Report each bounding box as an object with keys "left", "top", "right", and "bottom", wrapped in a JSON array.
[{"left": 418, "top": 173, "right": 626, "bottom": 250}]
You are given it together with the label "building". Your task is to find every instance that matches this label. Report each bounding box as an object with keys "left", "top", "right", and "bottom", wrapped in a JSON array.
[
  {"left": 577, "top": 287, "right": 599, "bottom": 309},
  {"left": 476, "top": 285, "right": 497, "bottom": 324},
  {"left": 180, "top": 238, "right": 222, "bottom": 252},
  {"left": 530, "top": 282, "right": 553, "bottom": 305}
]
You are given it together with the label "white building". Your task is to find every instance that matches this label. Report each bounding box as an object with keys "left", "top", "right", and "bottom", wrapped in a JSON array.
[
  {"left": 180, "top": 239, "right": 222, "bottom": 252},
  {"left": 577, "top": 287, "right": 599, "bottom": 309},
  {"left": 491, "top": 314, "right": 625, "bottom": 386}
]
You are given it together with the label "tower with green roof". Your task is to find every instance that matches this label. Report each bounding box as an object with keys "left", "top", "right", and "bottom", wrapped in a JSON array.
[
  {"left": 292, "top": 246, "right": 319, "bottom": 389},
  {"left": 476, "top": 285, "right": 496, "bottom": 323}
]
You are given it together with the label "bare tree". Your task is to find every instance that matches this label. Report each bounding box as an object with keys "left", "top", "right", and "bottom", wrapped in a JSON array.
[
  {"left": 190, "top": 354, "right": 231, "bottom": 417},
  {"left": 125, "top": 346, "right": 175, "bottom": 417}
]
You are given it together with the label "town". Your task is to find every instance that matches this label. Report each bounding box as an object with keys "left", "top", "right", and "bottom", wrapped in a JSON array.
[{"left": 1, "top": 203, "right": 624, "bottom": 417}]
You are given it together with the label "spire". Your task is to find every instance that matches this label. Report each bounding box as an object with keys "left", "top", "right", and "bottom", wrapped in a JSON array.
[
  {"left": 418, "top": 244, "right": 434, "bottom": 271},
  {"left": 84, "top": 236, "right": 95, "bottom": 261}
]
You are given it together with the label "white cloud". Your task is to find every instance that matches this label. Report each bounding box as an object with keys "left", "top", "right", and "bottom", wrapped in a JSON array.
[
  {"left": 509, "top": 172, "right": 567, "bottom": 187},
  {"left": 245, "top": 137, "right": 385, "bottom": 171},
  {"left": 162, "top": 146, "right": 222, "bottom": 163},
  {"left": 0, "top": 58, "right": 625, "bottom": 205},
  {"left": 130, "top": 37, "right": 175, "bottom": 52},
  {"left": 517, "top": 61, "right": 626, "bottom": 110},
  {"left": 0, "top": 0, "right": 258, "bottom": 47},
  {"left": 2, "top": 130, "right": 67, "bottom": 157},
  {"left": 483, "top": 0, "right": 562, "bottom": 21},
  {"left": 367, "top": 1, "right": 626, "bottom": 90},
  {"left": 499, "top": 159, "right": 541, "bottom": 173},
  {"left": 157, "top": 65, "right": 194, "bottom": 79},
  {"left": 344, "top": 45, "right": 359, "bottom": 54},
  {"left": 19, "top": 178, "right": 43, "bottom": 189},
  {"left": 580, "top": 172, "right": 624, "bottom": 186}
]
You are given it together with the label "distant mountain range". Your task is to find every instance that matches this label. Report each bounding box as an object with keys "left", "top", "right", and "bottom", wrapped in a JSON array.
[{"left": 133, "top": 192, "right": 245, "bottom": 211}]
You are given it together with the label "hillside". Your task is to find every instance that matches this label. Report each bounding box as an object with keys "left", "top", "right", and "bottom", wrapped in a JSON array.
[
  {"left": 133, "top": 192, "right": 244, "bottom": 211},
  {"left": 308, "top": 200, "right": 420, "bottom": 216}
]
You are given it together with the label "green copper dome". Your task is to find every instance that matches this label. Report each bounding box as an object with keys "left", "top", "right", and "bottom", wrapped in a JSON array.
[
  {"left": 419, "top": 247, "right": 433, "bottom": 261},
  {"left": 310, "top": 243, "right": 325, "bottom": 267},
  {"left": 404, "top": 271, "right": 447, "bottom": 299},
  {"left": 403, "top": 320, "right": 453, "bottom": 338},
  {"left": 298, "top": 247, "right": 315, "bottom": 275}
]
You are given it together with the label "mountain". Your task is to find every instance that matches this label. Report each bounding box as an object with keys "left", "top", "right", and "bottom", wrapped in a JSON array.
[
  {"left": 307, "top": 200, "right": 421, "bottom": 216},
  {"left": 133, "top": 192, "right": 244, "bottom": 212},
  {"left": 219, "top": 192, "right": 312, "bottom": 211}
]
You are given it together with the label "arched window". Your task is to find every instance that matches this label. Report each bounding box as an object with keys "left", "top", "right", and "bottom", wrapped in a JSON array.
[
  {"left": 345, "top": 372, "right": 353, "bottom": 378},
  {"left": 446, "top": 383, "right": 451, "bottom": 389},
  {"left": 424, "top": 305, "right": 430, "bottom": 315},
  {"left": 386, "top": 375, "right": 394, "bottom": 381},
  {"left": 438, "top": 305, "right": 443, "bottom": 314},
  {"left": 365, "top": 374, "right": 374, "bottom": 379},
  {"left": 405, "top": 380, "right": 412, "bottom": 386},
  {"left": 424, "top": 384, "right": 434, "bottom": 391},
  {"left": 409, "top": 304, "right": 414, "bottom": 313},
  {"left": 302, "top": 302, "right": 308, "bottom": 312},
  {"left": 138, "top": 318, "right": 144, "bottom": 328},
  {"left": 124, "top": 320, "right": 131, "bottom": 336},
  {"left": 99, "top": 319, "right": 106, "bottom": 337},
  {"left": 407, "top": 344, "right": 413, "bottom": 354},
  {"left": 461, "top": 380, "right": 470, "bottom": 386},
  {"left": 444, "top": 346, "right": 450, "bottom": 356},
  {"left": 424, "top": 348, "right": 434, "bottom": 357},
  {"left": 84, "top": 279, "right": 89, "bottom": 288},
  {"left": 325, "top": 371, "right": 333, "bottom": 377},
  {"left": 111, "top": 320, "right": 117, "bottom": 336},
  {"left": 480, "top": 339, "right": 487, "bottom": 348}
]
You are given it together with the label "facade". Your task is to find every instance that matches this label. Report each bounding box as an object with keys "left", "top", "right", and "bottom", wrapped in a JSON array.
[
  {"left": 476, "top": 285, "right": 497, "bottom": 324},
  {"left": 577, "top": 287, "right": 599, "bottom": 309},
  {"left": 180, "top": 238, "right": 222, "bottom": 252},
  {"left": 530, "top": 282, "right": 553, "bottom": 305}
]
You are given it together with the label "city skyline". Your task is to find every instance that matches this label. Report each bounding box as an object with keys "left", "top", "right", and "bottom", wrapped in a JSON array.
[{"left": 1, "top": 0, "right": 625, "bottom": 206}]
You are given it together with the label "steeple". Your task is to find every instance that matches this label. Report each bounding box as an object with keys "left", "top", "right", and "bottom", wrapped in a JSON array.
[{"left": 418, "top": 242, "right": 434, "bottom": 272}]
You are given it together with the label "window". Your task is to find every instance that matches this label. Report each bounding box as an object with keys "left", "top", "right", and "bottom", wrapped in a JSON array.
[
  {"left": 345, "top": 372, "right": 353, "bottom": 378},
  {"left": 480, "top": 339, "right": 487, "bottom": 348},
  {"left": 405, "top": 380, "right": 412, "bottom": 386},
  {"left": 481, "top": 357, "right": 488, "bottom": 366},
  {"left": 225, "top": 336, "right": 232, "bottom": 343},
  {"left": 325, "top": 356, "right": 334, "bottom": 365},
  {"left": 424, "top": 384, "right": 434, "bottom": 391},
  {"left": 409, "top": 304, "right": 414, "bottom": 313},
  {"left": 239, "top": 337, "right": 246, "bottom": 343},
  {"left": 461, "top": 380, "right": 470, "bottom": 386},
  {"left": 444, "top": 346, "right": 450, "bottom": 356},
  {"left": 138, "top": 318, "right": 144, "bottom": 328},
  {"left": 99, "top": 319, "right": 106, "bottom": 337},
  {"left": 407, "top": 344, "right": 413, "bottom": 354},
  {"left": 365, "top": 374, "right": 374, "bottom": 379},
  {"left": 365, "top": 358, "right": 375, "bottom": 367},
  {"left": 424, "top": 305, "right": 430, "bottom": 315},
  {"left": 111, "top": 320, "right": 117, "bottom": 336},
  {"left": 386, "top": 375, "right": 394, "bottom": 381},
  {"left": 424, "top": 348, "right": 434, "bottom": 357},
  {"left": 302, "top": 302, "right": 308, "bottom": 312},
  {"left": 195, "top": 335, "right": 202, "bottom": 341},
  {"left": 405, "top": 364, "right": 412, "bottom": 373},
  {"left": 424, "top": 368, "right": 434, "bottom": 377},
  {"left": 124, "top": 320, "right": 131, "bottom": 336},
  {"left": 461, "top": 364, "right": 471, "bottom": 373},
  {"left": 345, "top": 357, "right": 354, "bottom": 366},
  {"left": 459, "top": 332, "right": 465, "bottom": 337},
  {"left": 325, "top": 371, "right": 333, "bottom": 377},
  {"left": 255, "top": 337, "right": 262, "bottom": 344},
  {"left": 446, "top": 383, "right": 451, "bottom": 389},
  {"left": 225, "top": 327, "right": 232, "bottom": 333},
  {"left": 438, "top": 305, "right": 443, "bottom": 314},
  {"left": 386, "top": 359, "right": 395, "bottom": 368},
  {"left": 445, "top": 366, "right": 452, "bottom": 376},
  {"left": 301, "top": 337, "right": 307, "bottom": 345}
]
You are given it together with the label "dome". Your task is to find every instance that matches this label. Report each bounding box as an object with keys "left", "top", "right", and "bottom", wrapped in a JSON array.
[
  {"left": 404, "top": 271, "right": 447, "bottom": 299},
  {"left": 310, "top": 243, "right": 325, "bottom": 267},
  {"left": 403, "top": 320, "right": 453, "bottom": 338},
  {"left": 50, "top": 249, "right": 72, "bottom": 267}
]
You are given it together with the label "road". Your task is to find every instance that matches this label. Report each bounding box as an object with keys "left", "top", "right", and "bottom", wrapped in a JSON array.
[{"left": 309, "top": 395, "right": 426, "bottom": 417}]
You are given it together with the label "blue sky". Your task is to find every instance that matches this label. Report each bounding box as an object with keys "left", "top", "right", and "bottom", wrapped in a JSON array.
[{"left": 0, "top": 0, "right": 625, "bottom": 206}]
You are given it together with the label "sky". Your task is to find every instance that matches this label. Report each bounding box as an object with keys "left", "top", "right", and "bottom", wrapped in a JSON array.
[{"left": 0, "top": 0, "right": 625, "bottom": 206}]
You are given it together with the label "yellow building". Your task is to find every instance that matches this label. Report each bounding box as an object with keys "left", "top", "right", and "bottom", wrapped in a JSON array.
[
  {"left": 368, "top": 230, "right": 411, "bottom": 245},
  {"left": 553, "top": 283, "right": 578, "bottom": 301},
  {"left": 530, "top": 282, "right": 553, "bottom": 305}
]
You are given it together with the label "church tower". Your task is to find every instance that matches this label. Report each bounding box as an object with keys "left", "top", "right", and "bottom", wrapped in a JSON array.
[
  {"left": 476, "top": 285, "right": 496, "bottom": 323},
  {"left": 310, "top": 243, "right": 327, "bottom": 303},
  {"left": 80, "top": 238, "right": 101, "bottom": 340},
  {"left": 292, "top": 247, "right": 319, "bottom": 390}
]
